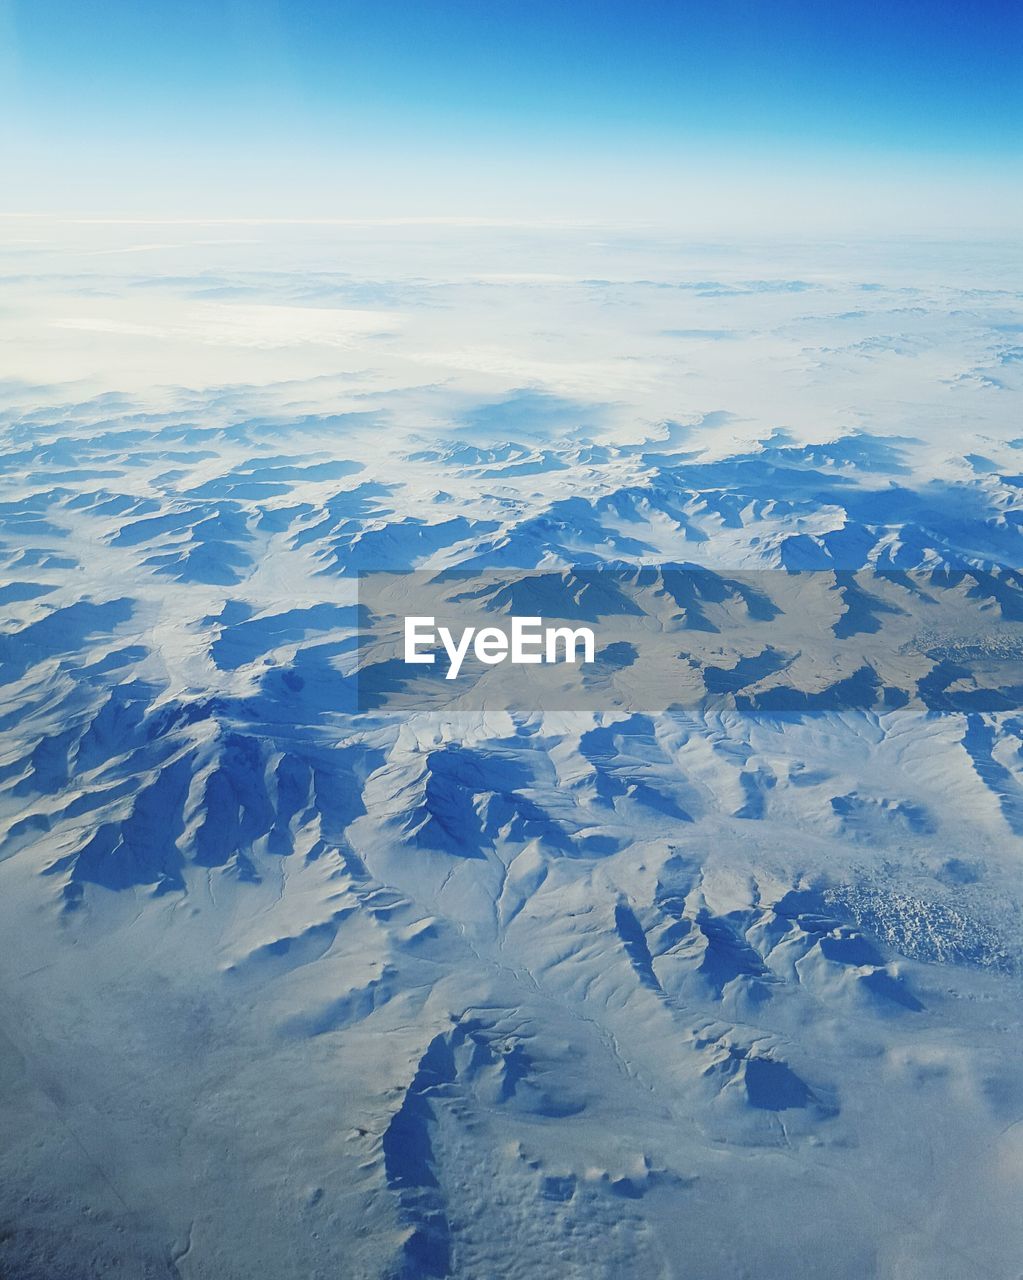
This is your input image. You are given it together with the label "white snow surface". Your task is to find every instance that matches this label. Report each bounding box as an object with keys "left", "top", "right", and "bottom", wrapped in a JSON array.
[{"left": 1, "top": 221, "right": 1022, "bottom": 1279}]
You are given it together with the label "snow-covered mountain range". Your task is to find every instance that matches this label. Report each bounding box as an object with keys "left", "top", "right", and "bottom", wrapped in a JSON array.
[{"left": 1, "top": 222, "right": 1022, "bottom": 1279}]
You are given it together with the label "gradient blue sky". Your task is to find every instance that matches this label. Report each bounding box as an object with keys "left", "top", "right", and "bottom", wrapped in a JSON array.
[{"left": 2, "top": 0, "right": 1020, "bottom": 228}]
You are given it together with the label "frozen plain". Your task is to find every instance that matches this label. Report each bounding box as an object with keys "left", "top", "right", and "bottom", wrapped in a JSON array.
[{"left": 0, "top": 220, "right": 1022, "bottom": 1279}]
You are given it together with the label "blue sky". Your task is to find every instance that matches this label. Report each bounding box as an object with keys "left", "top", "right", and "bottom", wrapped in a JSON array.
[{"left": 2, "top": 0, "right": 1020, "bottom": 227}]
